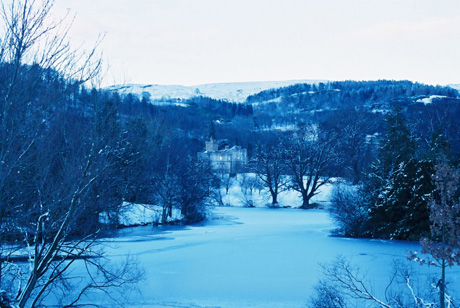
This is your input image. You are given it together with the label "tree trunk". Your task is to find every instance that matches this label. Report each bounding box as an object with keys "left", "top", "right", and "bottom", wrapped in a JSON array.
[
  {"left": 299, "top": 191, "right": 312, "bottom": 209},
  {"left": 440, "top": 224, "right": 446, "bottom": 308},
  {"left": 441, "top": 258, "right": 446, "bottom": 308},
  {"left": 270, "top": 189, "right": 278, "bottom": 206}
]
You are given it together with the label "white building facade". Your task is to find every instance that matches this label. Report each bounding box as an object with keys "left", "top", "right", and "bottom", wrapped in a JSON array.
[{"left": 198, "top": 139, "right": 248, "bottom": 174}]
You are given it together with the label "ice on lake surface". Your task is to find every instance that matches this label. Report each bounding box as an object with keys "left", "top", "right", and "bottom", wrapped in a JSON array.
[{"left": 84, "top": 207, "right": 460, "bottom": 307}]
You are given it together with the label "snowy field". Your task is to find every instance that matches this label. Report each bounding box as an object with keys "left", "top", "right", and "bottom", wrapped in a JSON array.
[{"left": 70, "top": 206, "right": 460, "bottom": 308}]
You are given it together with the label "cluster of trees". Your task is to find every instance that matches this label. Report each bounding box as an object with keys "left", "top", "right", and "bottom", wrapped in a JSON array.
[
  {"left": 250, "top": 125, "right": 340, "bottom": 208},
  {"left": 325, "top": 105, "right": 460, "bottom": 308},
  {"left": 329, "top": 106, "right": 457, "bottom": 241},
  {"left": 0, "top": 1, "right": 218, "bottom": 307},
  {"left": 313, "top": 161, "right": 460, "bottom": 308}
]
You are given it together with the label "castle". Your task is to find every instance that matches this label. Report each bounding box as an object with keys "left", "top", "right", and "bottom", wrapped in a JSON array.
[{"left": 198, "top": 138, "right": 248, "bottom": 174}]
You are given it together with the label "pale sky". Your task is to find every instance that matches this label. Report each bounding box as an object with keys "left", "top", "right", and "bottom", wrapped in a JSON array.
[{"left": 53, "top": 0, "right": 460, "bottom": 87}]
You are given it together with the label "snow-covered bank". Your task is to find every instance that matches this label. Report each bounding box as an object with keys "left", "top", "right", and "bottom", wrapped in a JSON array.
[
  {"left": 107, "top": 175, "right": 336, "bottom": 228},
  {"left": 119, "top": 202, "right": 183, "bottom": 226},
  {"left": 218, "top": 173, "right": 336, "bottom": 208},
  {"left": 99, "top": 202, "right": 183, "bottom": 227}
]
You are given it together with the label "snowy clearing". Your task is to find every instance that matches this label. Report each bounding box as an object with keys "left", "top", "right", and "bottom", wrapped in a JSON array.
[{"left": 218, "top": 174, "right": 335, "bottom": 209}]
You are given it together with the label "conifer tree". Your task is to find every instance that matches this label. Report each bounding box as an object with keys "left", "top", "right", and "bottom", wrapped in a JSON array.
[
  {"left": 379, "top": 106, "right": 417, "bottom": 175},
  {"left": 364, "top": 107, "right": 415, "bottom": 203},
  {"left": 365, "top": 106, "right": 423, "bottom": 239},
  {"left": 427, "top": 129, "right": 451, "bottom": 163},
  {"left": 371, "top": 159, "right": 433, "bottom": 240}
]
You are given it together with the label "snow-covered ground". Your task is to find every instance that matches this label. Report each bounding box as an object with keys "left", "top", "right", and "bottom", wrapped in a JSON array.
[
  {"left": 65, "top": 205, "right": 460, "bottom": 308},
  {"left": 119, "top": 202, "right": 182, "bottom": 226},
  {"left": 107, "top": 80, "right": 327, "bottom": 103},
  {"left": 218, "top": 174, "right": 335, "bottom": 209},
  {"left": 109, "top": 175, "right": 335, "bottom": 228}
]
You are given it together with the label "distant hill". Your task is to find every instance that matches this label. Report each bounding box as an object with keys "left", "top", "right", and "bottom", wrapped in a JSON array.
[
  {"left": 106, "top": 80, "right": 327, "bottom": 103},
  {"left": 448, "top": 84, "right": 460, "bottom": 92},
  {"left": 107, "top": 79, "right": 460, "bottom": 137},
  {"left": 104, "top": 79, "right": 460, "bottom": 163},
  {"left": 246, "top": 80, "right": 459, "bottom": 109}
]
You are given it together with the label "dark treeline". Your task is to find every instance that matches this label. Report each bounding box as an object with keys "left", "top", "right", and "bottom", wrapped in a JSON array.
[{"left": 0, "top": 63, "right": 221, "bottom": 248}]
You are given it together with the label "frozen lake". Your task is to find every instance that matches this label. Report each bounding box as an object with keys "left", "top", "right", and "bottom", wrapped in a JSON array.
[{"left": 90, "top": 207, "right": 460, "bottom": 307}]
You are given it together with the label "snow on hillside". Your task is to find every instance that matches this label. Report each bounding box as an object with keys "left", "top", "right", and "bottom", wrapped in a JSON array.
[
  {"left": 107, "top": 80, "right": 327, "bottom": 103},
  {"left": 416, "top": 95, "right": 447, "bottom": 105},
  {"left": 108, "top": 84, "right": 197, "bottom": 101},
  {"left": 448, "top": 84, "right": 460, "bottom": 92}
]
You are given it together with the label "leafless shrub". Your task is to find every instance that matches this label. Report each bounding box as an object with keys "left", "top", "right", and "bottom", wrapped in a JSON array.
[{"left": 310, "top": 255, "right": 454, "bottom": 308}]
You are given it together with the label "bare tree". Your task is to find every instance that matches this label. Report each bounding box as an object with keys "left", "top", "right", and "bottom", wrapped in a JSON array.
[
  {"left": 177, "top": 156, "right": 217, "bottom": 222},
  {"left": 211, "top": 172, "right": 235, "bottom": 207},
  {"left": 310, "top": 256, "right": 446, "bottom": 308},
  {"left": 329, "top": 183, "right": 369, "bottom": 238},
  {"left": 238, "top": 173, "right": 263, "bottom": 207},
  {"left": 0, "top": 0, "right": 102, "bottom": 102},
  {"left": 155, "top": 160, "right": 181, "bottom": 223},
  {"left": 0, "top": 1, "right": 141, "bottom": 307},
  {"left": 250, "top": 143, "right": 288, "bottom": 206},
  {"left": 1, "top": 135, "right": 143, "bottom": 307},
  {"left": 411, "top": 163, "right": 460, "bottom": 308},
  {"left": 339, "top": 119, "right": 373, "bottom": 184},
  {"left": 285, "top": 125, "right": 339, "bottom": 209}
]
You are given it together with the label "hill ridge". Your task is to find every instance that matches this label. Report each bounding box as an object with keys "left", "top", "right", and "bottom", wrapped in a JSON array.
[{"left": 107, "top": 79, "right": 328, "bottom": 103}]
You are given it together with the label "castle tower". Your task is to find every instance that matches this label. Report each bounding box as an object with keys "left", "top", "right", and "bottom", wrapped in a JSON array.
[{"left": 205, "top": 138, "right": 218, "bottom": 152}]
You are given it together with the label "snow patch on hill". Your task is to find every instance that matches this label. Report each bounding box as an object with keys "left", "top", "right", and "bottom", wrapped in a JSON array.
[
  {"left": 416, "top": 95, "right": 447, "bottom": 105},
  {"left": 448, "top": 84, "right": 460, "bottom": 91},
  {"left": 107, "top": 80, "right": 327, "bottom": 103}
]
